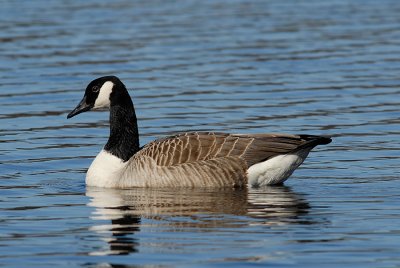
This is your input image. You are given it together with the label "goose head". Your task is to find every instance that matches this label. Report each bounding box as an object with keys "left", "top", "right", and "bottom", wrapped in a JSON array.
[
  {"left": 67, "top": 76, "right": 126, "bottom": 119},
  {"left": 67, "top": 75, "right": 139, "bottom": 163}
]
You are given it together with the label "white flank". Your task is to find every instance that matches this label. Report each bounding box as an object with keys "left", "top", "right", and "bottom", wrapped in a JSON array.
[
  {"left": 86, "top": 150, "right": 126, "bottom": 187},
  {"left": 94, "top": 81, "right": 114, "bottom": 109},
  {"left": 247, "top": 149, "right": 310, "bottom": 187}
]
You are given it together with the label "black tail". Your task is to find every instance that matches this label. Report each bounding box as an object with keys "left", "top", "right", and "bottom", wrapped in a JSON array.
[{"left": 298, "top": 134, "right": 332, "bottom": 150}]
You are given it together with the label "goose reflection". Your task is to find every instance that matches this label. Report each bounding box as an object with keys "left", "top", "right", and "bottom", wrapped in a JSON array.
[{"left": 86, "top": 185, "right": 310, "bottom": 255}]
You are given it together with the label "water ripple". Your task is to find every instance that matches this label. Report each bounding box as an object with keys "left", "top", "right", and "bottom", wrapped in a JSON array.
[{"left": 1, "top": 0, "right": 400, "bottom": 267}]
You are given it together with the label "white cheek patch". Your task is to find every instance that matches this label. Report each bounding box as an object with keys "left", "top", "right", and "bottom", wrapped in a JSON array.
[{"left": 94, "top": 81, "right": 114, "bottom": 109}]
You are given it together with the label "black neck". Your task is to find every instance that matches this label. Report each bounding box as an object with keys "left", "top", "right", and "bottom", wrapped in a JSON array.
[{"left": 104, "top": 85, "right": 139, "bottom": 162}]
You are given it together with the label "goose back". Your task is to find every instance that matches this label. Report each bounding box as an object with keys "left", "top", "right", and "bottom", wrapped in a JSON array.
[
  {"left": 118, "top": 132, "right": 330, "bottom": 188},
  {"left": 138, "top": 132, "right": 327, "bottom": 167}
]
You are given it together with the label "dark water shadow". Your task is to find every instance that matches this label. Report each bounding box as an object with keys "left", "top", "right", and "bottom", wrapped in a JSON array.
[{"left": 86, "top": 185, "right": 311, "bottom": 256}]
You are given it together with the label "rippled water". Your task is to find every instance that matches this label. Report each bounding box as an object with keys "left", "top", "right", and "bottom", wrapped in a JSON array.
[{"left": 1, "top": 0, "right": 400, "bottom": 267}]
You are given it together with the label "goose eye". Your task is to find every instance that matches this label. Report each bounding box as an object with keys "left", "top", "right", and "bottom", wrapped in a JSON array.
[{"left": 92, "top": 86, "right": 100, "bottom": 93}]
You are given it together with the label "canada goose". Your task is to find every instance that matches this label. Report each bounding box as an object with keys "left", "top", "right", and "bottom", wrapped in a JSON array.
[{"left": 67, "top": 76, "right": 331, "bottom": 188}]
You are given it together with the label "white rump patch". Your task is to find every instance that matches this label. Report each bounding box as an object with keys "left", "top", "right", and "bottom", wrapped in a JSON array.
[
  {"left": 86, "top": 150, "right": 126, "bottom": 188},
  {"left": 94, "top": 81, "right": 114, "bottom": 109},
  {"left": 247, "top": 149, "right": 310, "bottom": 187}
]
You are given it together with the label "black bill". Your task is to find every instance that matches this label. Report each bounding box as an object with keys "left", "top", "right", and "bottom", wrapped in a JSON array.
[{"left": 67, "top": 96, "right": 92, "bottom": 119}]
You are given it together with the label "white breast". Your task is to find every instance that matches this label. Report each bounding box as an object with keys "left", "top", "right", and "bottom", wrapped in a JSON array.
[
  {"left": 86, "top": 150, "right": 127, "bottom": 188},
  {"left": 247, "top": 149, "right": 310, "bottom": 187}
]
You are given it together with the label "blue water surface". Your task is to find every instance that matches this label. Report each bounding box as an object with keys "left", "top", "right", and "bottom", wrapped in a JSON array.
[{"left": 1, "top": 0, "right": 400, "bottom": 267}]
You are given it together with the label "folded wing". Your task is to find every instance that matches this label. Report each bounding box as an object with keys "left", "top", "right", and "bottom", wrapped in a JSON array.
[{"left": 137, "top": 132, "right": 331, "bottom": 168}]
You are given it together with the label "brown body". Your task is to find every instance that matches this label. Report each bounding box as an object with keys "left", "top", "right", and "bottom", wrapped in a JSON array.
[{"left": 113, "top": 132, "right": 332, "bottom": 188}]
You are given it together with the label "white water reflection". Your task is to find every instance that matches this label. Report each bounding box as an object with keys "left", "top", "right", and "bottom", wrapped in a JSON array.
[{"left": 86, "top": 186, "right": 311, "bottom": 256}]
